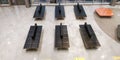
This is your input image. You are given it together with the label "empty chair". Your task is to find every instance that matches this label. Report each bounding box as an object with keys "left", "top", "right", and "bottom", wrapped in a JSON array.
[
  {"left": 33, "top": 4, "right": 45, "bottom": 20},
  {"left": 55, "top": 23, "right": 69, "bottom": 49},
  {"left": 79, "top": 22, "right": 100, "bottom": 49},
  {"left": 74, "top": 3, "right": 87, "bottom": 19},
  {"left": 24, "top": 23, "right": 42, "bottom": 50},
  {"left": 117, "top": 25, "right": 120, "bottom": 40},
  {"left": 55, "top": 3, "right": 65, "bottom": 20}
]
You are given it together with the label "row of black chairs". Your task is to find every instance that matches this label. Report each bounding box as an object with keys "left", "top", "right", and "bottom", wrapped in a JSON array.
[
  {"left": 33, "top": 3, "right": 87, "bottom": 20},
  {"left": 23, "top": 22, "right": 100, "bottom": 50},
  {"left": 24, "top": 3, "right": 100, "bottom": 51}
]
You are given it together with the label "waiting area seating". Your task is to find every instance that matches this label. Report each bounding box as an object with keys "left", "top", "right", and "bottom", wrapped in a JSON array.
[
  {"left": 80, "top": 23, "right": 101, "bottom": 49},
  {"left": 55, "top": 23, "right": 69, "bottom": 49},
  {"left": 74, "top": 3, "right": 87, "bottom": 19},
  {"left": 33, "top": 4, "right": 45, "bottom": 20},
  {"left": 55, "top": 3, "right": 65, "bottom": 20},
  {"left": 24, "top": 23, "right": 42, "bottom": 50}
]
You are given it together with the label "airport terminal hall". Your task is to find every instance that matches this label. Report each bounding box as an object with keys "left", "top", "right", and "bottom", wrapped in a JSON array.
[{"left": 0, "top": 0, "right": 120, "bottom": 60}]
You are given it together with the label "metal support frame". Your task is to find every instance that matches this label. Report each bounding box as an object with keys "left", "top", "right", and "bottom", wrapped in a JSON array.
[
  {"left": 25, "top": 0, "right": 31, "bottom": 8},
  {"left": 110, "top": 0, "right": 117, "bottom": 6}
]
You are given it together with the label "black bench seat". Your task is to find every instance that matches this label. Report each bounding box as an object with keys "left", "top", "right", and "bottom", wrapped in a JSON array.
[
  {"left": 74, "top": 3, "right": 87, "bottom": 19},
  {"left": 79, "top": 23, "right": 100, "bottom": 49},
  {"left": 55, "top": 23, "right": 69, "bottom": 49},
  {"left": 55, "top": 5, "right": 65, "bottom": 20},
  {"left": 33, "top": 4, "right": 45, "bottom": 20},
  {"left": 117, "top": 25, "right": 120, "bottom": 40},
  {"left": 24, "top": 24, "right": 42, "bottom": 50}
]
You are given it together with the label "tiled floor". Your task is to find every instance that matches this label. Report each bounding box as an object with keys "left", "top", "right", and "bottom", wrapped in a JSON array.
[{"left": 0, "top": 5, "right": 120, "bottom": 60}]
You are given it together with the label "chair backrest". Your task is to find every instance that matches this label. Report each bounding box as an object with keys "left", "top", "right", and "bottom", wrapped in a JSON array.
[
  {"left": 77, "top": 3, "right": 81, "bottom": 13},
  {"left": 31, "top": 23, "right": 38, "bottom": 40},
  {"left": 39, "top": 4, "right": 42, "bottom": 14}
]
